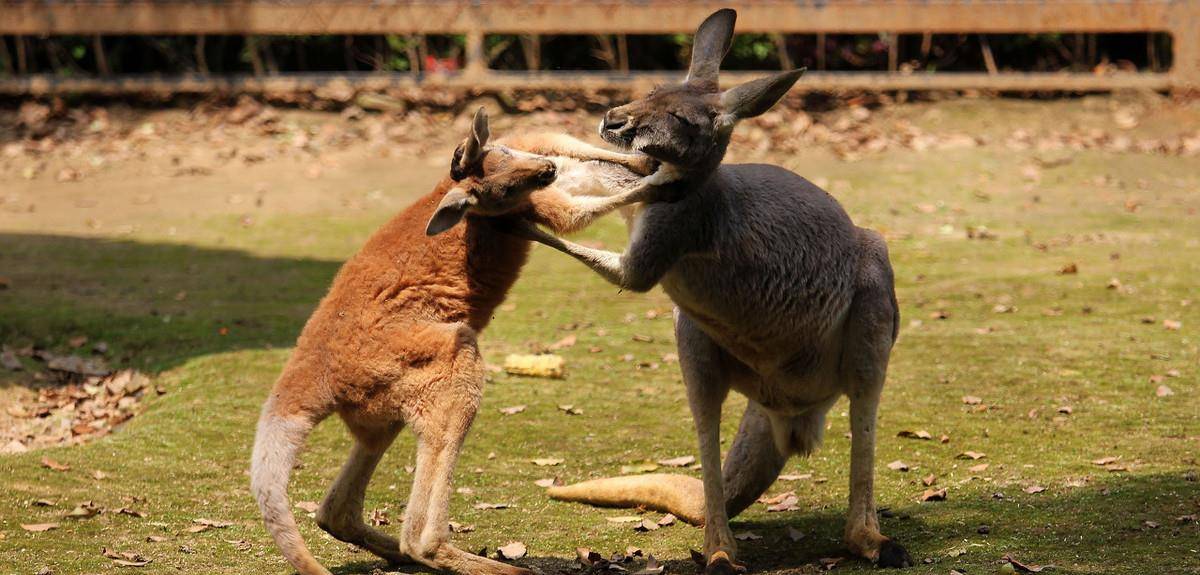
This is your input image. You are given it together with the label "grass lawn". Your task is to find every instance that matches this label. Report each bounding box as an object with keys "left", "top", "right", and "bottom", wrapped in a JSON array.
[{"left": 0, "top": 97, "right": 1197, "bottom": 575}]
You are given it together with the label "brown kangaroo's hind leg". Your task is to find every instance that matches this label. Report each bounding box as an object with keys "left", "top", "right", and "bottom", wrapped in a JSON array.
[
  {"left": 250, "top": 392, "right": 335, "bottom": 575},
  {"left": 399, "top": 327, "right": 533, "bottom": 575},
  {"left": 315, "top": 423, "right": 407, "bottom": 565},
  {"left": 841, "top": 230, "right": 911, "bottom": 568}
]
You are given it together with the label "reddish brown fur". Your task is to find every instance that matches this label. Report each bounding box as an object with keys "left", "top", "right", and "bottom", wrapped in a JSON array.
[
  {"left": 251, "top": 119, "right": 652, "bottom": 575},
  {"left": 271, "top": 180, "right": 529, "bottom": 421}
]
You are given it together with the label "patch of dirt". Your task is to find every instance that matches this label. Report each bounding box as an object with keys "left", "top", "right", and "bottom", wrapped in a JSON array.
[{"left": 3, "top": 96, "right": 1199, "bottom": 238}]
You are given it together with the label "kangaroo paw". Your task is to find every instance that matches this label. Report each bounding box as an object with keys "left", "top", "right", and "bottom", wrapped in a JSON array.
[
  {"left": 705, "top": 551, "right": 747, "bottom": 575},
  {"left": 875, "top": 539, "right": 913, "bottom": 569}
]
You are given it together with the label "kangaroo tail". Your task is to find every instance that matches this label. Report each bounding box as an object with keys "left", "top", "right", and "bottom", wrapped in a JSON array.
[
  {"left": 250, "top": 397, "right": 330, "bottom": 575},
  {"left": 547, "top": 474, "right": 706, "bottom": 526}
]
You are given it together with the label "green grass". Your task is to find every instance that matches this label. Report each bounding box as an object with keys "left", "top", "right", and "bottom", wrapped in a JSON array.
[{"left": 1, "top": 103, "right": 1199, "bottom": 575}]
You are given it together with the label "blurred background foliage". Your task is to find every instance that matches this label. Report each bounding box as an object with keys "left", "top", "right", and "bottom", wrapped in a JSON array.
[{"left": 0, "top": 32, "right": 1173, "bottom": 76}]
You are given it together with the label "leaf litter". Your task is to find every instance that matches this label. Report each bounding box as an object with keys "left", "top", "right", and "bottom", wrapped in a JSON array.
[{"left": 1, "top": 369, "right": 157, "bottom": 453}]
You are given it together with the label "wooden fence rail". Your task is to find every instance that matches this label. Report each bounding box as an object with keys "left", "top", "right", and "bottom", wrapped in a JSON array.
[{"left": 1, "top": 0, "right": 1197, "bottom": 94}]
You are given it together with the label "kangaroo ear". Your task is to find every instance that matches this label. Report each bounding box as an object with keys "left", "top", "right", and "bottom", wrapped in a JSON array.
[
  {"left": 459, "top": 107, "right": 490, "bottom": 168},
  {"left": 426, "top": 187, "right": 477, "bottom": 236},
  {"left": 685, "top": 8, "right": 737, "bottom": 92},
  {"left": 719, "top": 68, "right": 805, "bottom": 122}
]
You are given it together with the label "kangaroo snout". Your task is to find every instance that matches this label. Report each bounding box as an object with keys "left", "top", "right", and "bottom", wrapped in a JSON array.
[{"left": 602, "top": 110, "right": 629, "bottom": 132}]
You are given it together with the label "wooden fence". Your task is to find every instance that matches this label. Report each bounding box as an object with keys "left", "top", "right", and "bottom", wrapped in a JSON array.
[{"left": 1, "top": 0, "right": 1197, "bottom": 95}]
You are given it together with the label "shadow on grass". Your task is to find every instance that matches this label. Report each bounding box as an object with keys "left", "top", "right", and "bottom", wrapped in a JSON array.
[
  {"left": 0, "top": 233, "right": 341, "bottom": 385},
  {"left": 301, "top": 473, "right": 1196, "bottom": 574}
]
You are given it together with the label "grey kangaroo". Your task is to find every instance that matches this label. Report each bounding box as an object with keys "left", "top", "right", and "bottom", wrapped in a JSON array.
[{"left": 515, "top": 8, "right": 912, "bottom": 572}]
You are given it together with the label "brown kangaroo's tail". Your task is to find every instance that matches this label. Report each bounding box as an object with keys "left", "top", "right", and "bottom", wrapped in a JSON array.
[
  {"left": 546, "top": 474, "right": 706, "bottom": 526},
  {"left": 250, "top": 397, "right": 330, "bottom": 575}
]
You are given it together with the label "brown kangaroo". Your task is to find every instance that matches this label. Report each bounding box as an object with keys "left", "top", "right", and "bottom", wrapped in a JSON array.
[
  {"left": 515, "top": 8, "right": 912, "bottom": 572},
  {"left": 249, "top": 109, "right": 660, "bottom": 575}
]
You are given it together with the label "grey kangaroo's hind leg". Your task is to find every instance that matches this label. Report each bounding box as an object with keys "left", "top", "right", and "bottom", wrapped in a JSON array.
[
  {"left": 842, "top": 231, "right": 911, "bottom": 568},
  {"left": 316, "top": 428, "right": 407, "bottom": 564},
  {"left": 676, "top": 311, "right": 743, "bottom": 575},
  {"left": 722, "top": 401, "right": 789, "bottom": 518},
  {"left": 724, "top": 395, "right": 839, "bottom": 518}
]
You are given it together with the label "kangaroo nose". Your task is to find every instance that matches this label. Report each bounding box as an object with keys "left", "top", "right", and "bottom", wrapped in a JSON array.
[{"left": 603, "top": 111, "right": 629, "bottom": 132}]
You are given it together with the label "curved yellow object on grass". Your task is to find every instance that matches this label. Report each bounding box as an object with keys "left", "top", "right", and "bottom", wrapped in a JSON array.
[{"left": 503, "top": 354, "right": 565, "bottom": 379}]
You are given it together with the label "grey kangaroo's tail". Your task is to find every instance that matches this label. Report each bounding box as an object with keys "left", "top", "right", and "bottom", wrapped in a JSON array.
[{"left": 547, "top": 474, "right": 705, "bottom": 526}]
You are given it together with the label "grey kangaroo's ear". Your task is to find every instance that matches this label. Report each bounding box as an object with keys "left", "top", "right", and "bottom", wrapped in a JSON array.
[
  {"left": 426, "top": 187, "right": 477, "bottom": 236},
  {"left": 460, "top": 107, "right": 490, "bottom": 167},
  {"left": 719, "top": 68, "right": 805, "bottom": 121},
  {"left": 685, "top": 8, "right": 737, "bottom": 92}
]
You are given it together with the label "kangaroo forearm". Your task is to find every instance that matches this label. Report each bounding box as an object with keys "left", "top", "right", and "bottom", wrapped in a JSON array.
[{"left": 503, "top": 132, "right": 651, "bottom": 175}]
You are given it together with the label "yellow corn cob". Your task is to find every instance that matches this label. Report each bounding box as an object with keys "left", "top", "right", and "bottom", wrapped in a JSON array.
[{"left": 503, "top": 354, "right": 566, "bottom": 379}]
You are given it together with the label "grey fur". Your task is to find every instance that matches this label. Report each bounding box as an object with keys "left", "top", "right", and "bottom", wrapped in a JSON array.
[{"left": 520, "top": 7, "right": 911, "bottom": 571}]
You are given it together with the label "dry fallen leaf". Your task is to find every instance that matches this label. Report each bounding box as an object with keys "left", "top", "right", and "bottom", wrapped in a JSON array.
[
  {"left": 787, "top": 526, "right": 806, "bottom": 542},
  {"left": 557, "top": 404, "right": 583, "bottom": 415},
  {"left": 607, "top": 516, "right": 643, "bottom": 524},
  {"left": 734, "top": 531, "right": 762, "bottom": 541},
  {"left": 922, "top": 474, "right": 937, "bottom": 486},
  {"left": 531, "top": 458, "right": 563, "bottom": 467},
  {"left": 496, "top": 541, "right": 527, "bottom": 560},
  {"left": 146, "top": 535, "right": 168, "bottom": 543},
  {"left": 21, "top": 523, "right": 59, "bottom": 532},
  {"left": 449, "top": 521, "right": 475, "bottom": 533},
  {"left": 533, "top": 478, "right": 561, "bottom": 488},
  {"left": 498, "top": 405, "right": 526, "bottom": 416},
  {"left": 897, "top": 430, "right": 933, "bottom": 440},
  {"left": 1156, "top": 385, "right": 1174, "bottom": 397},
  {"left": 1092, "top": 456, "right": 1119, "bottom": 466},
  {"left": 969, "top": 463, "right": 990, "bottom": 473},
  {"left": 657, "top": 514, "right": 676, "bottom": 527},
  {"left": 634, "top": 518, "right": 659, "bottom": 532},
  {"left": 193, "top": 518, "right": 234, "bottom": 528},
  {"left": 657, "top": 455, "right": 696, "bottom": 467},
  {"left": 546, "top": 334, "right": 577, "bottom": 351},
  {"left": 765, "top": 493, "right": 800, "bottom": 513},
  {"left": 778, "top": 473, "right": 813, "bottom": 481},
  {"left": 633, "top": 554, "right": 665, "bottom": 575},
  {"left": 1023, "top": 485, "right": 1046, "bottom": 494},
  {"left": 102, "top": 547, "right": 151, "bottom": 567},
  {"left": 295, "top": 501, "right": 319, "bottom": 514},
  {"left": 920, "top": 488, "right": 947, "bottom": 502},
  {"left": 621, "top": 462, "right": 659, "bottom": 474},
  {"left": 886, "top": 460, "right": 909, "bottom": 472},
  {"left": 1002, "top": 553, "right": 1046, "bottom": 573},
  {"left": 962, "top": 395, "right": 983, "bottom": 405},
  {"left": 40, "top": 457, "right": 70, "bottom": 472},
  {"left": 473, "top": 502, "right": 511, "bottom": 510},
  {"left": 957, "top": 451, "right": 986, "bottom": 460},
  {"left": 1163, "top": 319, "right": 1182, "bottom": 331},
  {"left": 66, "top": 501, "right": 102, "bottom": 519}
]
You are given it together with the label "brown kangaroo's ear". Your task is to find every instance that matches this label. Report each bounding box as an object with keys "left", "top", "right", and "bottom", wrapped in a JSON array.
[
  {"left": 685, "top": 8, "right": 737, "bottom": 92},
  {"left": 426, "top": 187, "right": 477, "bottom": 236},
  {"left": 459, "top": 107, "right": 490, "bottom": 169},
  {"left": 719, "top": 68, "right": 805, "bottom": 122}
]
